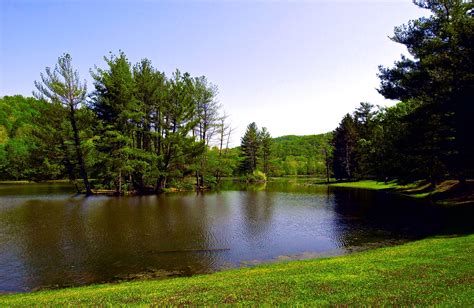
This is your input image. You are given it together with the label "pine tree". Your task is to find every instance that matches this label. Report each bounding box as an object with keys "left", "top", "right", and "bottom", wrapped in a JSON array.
[
  {"left": 331, "top": 114, "right": 358, "bottom": 180},
  {"left": 240, "top": 122, "right": 260, "bottom": 174},
  {"left": 34, "top": 53, "right": 92, "bottom": 195},
  {"left": 378, "top": 0, "right": 474, "bottom": 183},
  {"left": 259, "top": 127, "right": 272, "bottom": 175},
  {"left": 91, "top": 51, "right": 137, "bottom": 194}
]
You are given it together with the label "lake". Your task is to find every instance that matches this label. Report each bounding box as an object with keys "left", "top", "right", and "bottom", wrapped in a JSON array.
[{"left": 0, "top": 181, "right": 472, "bottom": 293}]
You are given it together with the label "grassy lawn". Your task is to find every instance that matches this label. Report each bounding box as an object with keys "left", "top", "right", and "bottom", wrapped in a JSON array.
[
  {"left": 329, "top": 180, "right": 400, "bottom": 190},
  {"left": 329, "top": 180, "right": 474, "bottom": 206},
  {"left": 1, "top": 234, "right": 473, "bottom": 305}
]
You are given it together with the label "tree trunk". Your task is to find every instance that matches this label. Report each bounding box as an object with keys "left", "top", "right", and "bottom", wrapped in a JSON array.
[
  {"left": 156, "top": 175, "right": 166, "bottom": 193},
  {"left": 69, "top": 106, "right": 92, "bottom": 195},
  {"left": 60, "top": 138, "right": 80, "bottom": 193},
  {"left": 118, "top": 169, "right": 122, "bottom": 195},
  {"left": 325, "top": 149, "right": 330, "bottom": 184},
  {"left": 345, "top": 143, "right": 351, "bottom": 180},
  {"left": 195, "top": 170, "right": 200, "bottom": 190}
]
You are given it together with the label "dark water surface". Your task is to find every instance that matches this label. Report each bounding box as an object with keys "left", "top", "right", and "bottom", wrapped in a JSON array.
[{"left": 0, "top": 181, "right": 472, "bottom": 292}]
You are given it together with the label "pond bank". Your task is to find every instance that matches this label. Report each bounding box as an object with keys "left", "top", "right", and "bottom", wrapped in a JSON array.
[
  {"left": 1, "top": 234, "right": 472, "bottom": 305},
  {"left": 328, "top": 180, "right": 474, "bottom": 206}
]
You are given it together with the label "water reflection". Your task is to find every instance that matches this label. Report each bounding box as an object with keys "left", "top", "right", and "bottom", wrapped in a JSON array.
[{"left": 0, "top": 181, "right": 472, "bottom": 292}]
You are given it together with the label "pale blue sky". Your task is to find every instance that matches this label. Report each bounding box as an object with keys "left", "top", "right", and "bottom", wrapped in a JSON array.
[{"left": 0, "top": 0, "right": 426, "bottom": 145}]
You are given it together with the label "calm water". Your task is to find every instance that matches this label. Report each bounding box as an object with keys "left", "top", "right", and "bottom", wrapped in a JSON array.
[{"left": 0, "top": 181, "right": 472, "bottom": 292}]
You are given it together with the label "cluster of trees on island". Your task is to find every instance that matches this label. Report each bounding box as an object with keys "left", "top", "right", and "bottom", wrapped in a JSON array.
[
  {"left": 0, "top": 52, "right": 332, "bottom": 193},
  {"left": 0, "top": 0, "right": 471, "bottom": 192},
  {"left": 1, "top": 52, "right": 246, "bottom": 194}
]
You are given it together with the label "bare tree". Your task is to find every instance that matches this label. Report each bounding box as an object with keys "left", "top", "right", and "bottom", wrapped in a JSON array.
[{"left": 193, "top": 76, "right": 221, "bottom": 188}]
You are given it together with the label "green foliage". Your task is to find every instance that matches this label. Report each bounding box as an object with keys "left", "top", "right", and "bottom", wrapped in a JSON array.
[
  {"left": 1, "top": 52, "right": 225, "bottom": 193},
  {"left": 0, "top": 95, "right": 65, "bottom": 181},
  {"left": 88, "top": 52, "right": 219, "bottom": 193},
  {"left": 270, "top": 133, "right": 332, "bottom": 177},
  {"left": 377, "top": 0, "right": 474, "bottom": 182},
  {"left": 205, "top": 147, "right": 240, "bottom": 182},
  {"left": 0, "top": 54, "right": 330, "bottom": 187},
  {"left": 243, "top": 170, "right": 267, "bottom": 183},
  {"left": 240, "top": 122, "right": 260, "bottom": 174},
  {"left": 331, "top": 1, "right": 474, "bottom": 184},
  {"left": 34, "top": 53, "right": 93, "bottom": 194},
  {"left": 331, "top": 113, "right": 358, "bottom": 180}
]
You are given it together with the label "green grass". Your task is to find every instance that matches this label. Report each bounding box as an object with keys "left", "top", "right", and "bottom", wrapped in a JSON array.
[
  {"left": 1, "top": 235, "right": 473, "bottom": 305},
  {"left": 0, "top": 180, "right": 34, "bottom": 184},
  {"left": 329, "top": 180, "right": 474, "bottom": 206},
  {"left": 0, "top": 180, "right": 71, "bottom": 184},
  {"left": 329, "top": 180, "right": 399, "bottom": 190}
]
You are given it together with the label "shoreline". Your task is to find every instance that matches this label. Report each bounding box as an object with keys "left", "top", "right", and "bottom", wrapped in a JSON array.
[
  {"left": 0, "top": 234, "right": 472, "bottom": 305},
  {"left": 328, "top": 180, "right": 474, "bottom": 206},
  {"left": 2, "top": 178, "right": 473, "bottom": 206}
]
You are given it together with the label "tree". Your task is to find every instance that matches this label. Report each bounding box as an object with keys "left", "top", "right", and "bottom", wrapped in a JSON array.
[
  {"left": 91, "top": 51, "right": 137, "bottom": 194},
  {"left": 133, "top": 58, "right": 166, "bottom": 191},
  {"left": 154, "top": 70, "right": 204, "bottom": 192},
  {"left": 331, "top": 114, "right": 358, "bottom": 180},
  {"left": 240, "top": 122, "right": 260, "bottom": 174},
  {"left": 353, "top": 102, "right": 376, "bottom": 178},
  {"left": 192, "top": 76, "right": 220, "bottom": 188},
  {"left": 34, "top": 54, "right": 92, "bottom": 195},
  {"left": 378, "top": 0, "right": 474, "bottom": 183},
  {"left": 214, "top": 113, "right": 235, "bottom": 183},
  {"left": 259, "top": 127, "right": 272, "bottom": 174}
]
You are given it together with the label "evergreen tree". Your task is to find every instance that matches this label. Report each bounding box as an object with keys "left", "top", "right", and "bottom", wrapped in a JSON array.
[
  {"left": 34, "top": 54, "right": 92, "bottom": 195},
  {"left": 155, "top": 70, "right": 204, "bottom": 192},
  {"left": 378, "top": 0, "right": 474, "bottom": 183},
  {"left": 240, "top": 122, "right": 260, "bottom": 174},
  {"left": 331, "top": 114, "right": 358, "bottom": 180},
  {"left": 91, "top": 51, "right": 137, "bottom": 194},
  {"left": 353, "top": 102, "right": 376, "bottom": 178},
  {"left": 259, "top": 127, "right": 272, "bottom": 174},
  {"left": 132, "top": 58, "right": 166, "bottom": 191}
]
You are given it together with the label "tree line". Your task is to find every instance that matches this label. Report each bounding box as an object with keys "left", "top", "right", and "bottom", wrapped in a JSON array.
[
  {"left": 1, "top": 52, "right": 238, "bottom": 194},
  {"left": 331, "top": 0, "right": 473, "bottom": 185},
  {"left": 0, "top": 53, "right": 333, "bottom": 192},
  {"left": 4, "top": 1, "right": 469, "bottom": 190}
]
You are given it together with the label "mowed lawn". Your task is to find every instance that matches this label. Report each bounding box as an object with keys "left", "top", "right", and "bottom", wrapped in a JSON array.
[
  {"left": 329, "top": 180, "right": 400, "bottom": 190},
  {"left": 1, "top": 234, "right": 473, "bottom": 305}
]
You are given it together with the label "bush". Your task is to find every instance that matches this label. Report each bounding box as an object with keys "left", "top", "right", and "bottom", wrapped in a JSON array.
[{"left": 245, "top": 170, "right": 267, "bottom": 183}]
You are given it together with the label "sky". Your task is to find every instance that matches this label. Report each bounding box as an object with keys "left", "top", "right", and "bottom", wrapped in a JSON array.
[{"left": 0, "top": 0, "right": 427, "bottom": 146}]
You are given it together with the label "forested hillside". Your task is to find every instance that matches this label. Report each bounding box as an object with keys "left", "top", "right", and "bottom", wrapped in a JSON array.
[
  {"left": 0, "top": 96, "right": 60, "bottom": 181},
  {"left": 270, "top": 134, "right": 331, "bottom": 176}
]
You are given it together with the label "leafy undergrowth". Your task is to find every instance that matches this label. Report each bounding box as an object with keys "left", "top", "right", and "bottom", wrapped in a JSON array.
[{"left": 1, "top": 235, "right": 473, "bottom": 305}]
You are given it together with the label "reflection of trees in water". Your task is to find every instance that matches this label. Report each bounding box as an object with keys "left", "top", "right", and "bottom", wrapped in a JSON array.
[
  {"left": 327, "top": 188, "right": 474, "bottom": 249},
  {"left": 2, "top": 197, "right": 91, "bottom": 290},
  {"left": 80, "top": 195, "right": 224, "bottom": 279},
  {"left": 4, "top": 185, "right": 472, "bottom": 292},
  {"left": 241, "top": 191, "right": 275, "bottom": 243},
  {"left": 327, "top": 188, "right": 416, "bottom": 249},
  {"left": 215, "top": 181, "right": 267, "bottom": 192},
  {"left": 2, "top": 194, "right": 234, "bottom": 291},
  {"left": 266, "top": 181, "right": 331, "bottom": 195}
]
